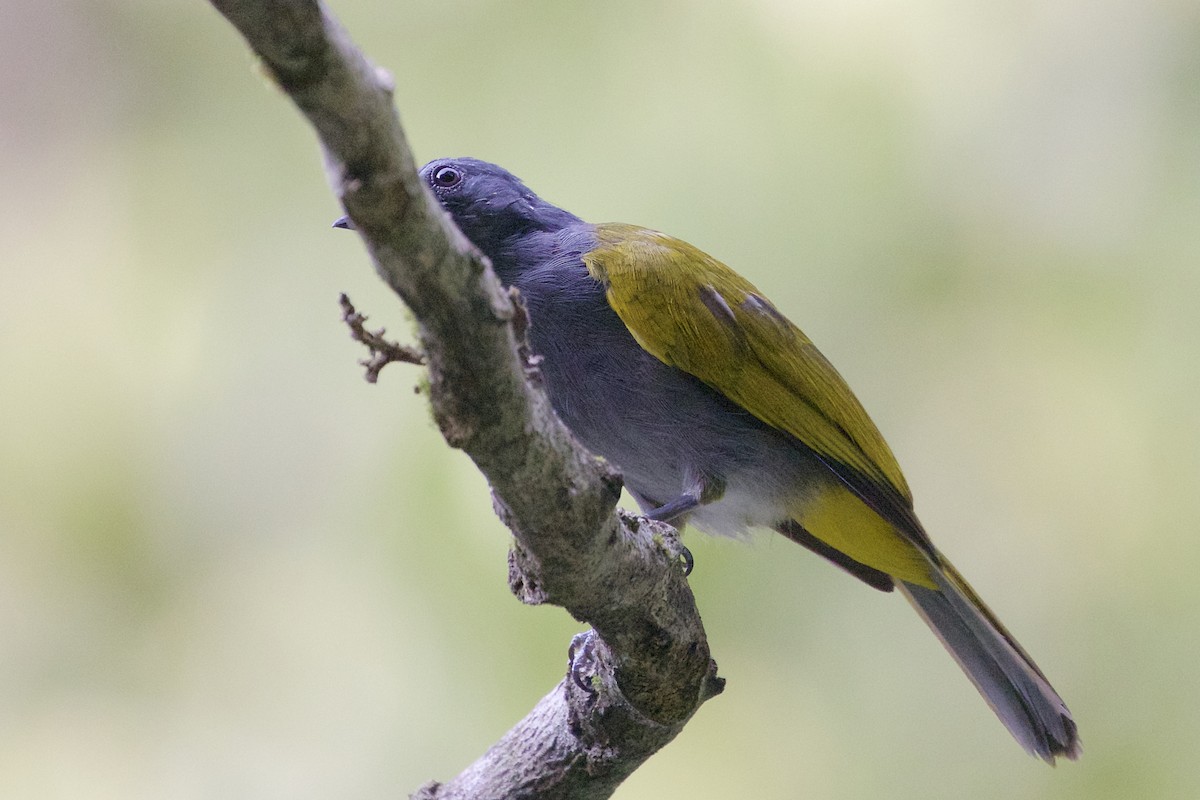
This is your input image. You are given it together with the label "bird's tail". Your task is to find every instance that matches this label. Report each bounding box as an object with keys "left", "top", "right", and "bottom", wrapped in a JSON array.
[{"left": 899, "top": 556, "right": 1081, "bottom": 762}]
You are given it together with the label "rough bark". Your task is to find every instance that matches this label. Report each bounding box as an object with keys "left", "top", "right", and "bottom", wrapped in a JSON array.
[{"left": 207, "top": 2, "right": 723, "bottom": 797}]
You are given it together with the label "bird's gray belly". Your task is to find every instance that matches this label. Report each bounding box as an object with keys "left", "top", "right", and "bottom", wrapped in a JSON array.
[{"left": 535, "top": 327, "right": 821, "bottom": 536}]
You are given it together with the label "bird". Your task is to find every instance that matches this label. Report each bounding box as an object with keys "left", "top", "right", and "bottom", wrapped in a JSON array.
[{"left": 338, "top": 156, "right": 1080, "bottom": 762}]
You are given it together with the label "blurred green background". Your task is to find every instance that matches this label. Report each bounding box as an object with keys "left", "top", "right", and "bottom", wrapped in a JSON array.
[{"left": 3, "top": 0, "right": 1198, "bottom": 797}]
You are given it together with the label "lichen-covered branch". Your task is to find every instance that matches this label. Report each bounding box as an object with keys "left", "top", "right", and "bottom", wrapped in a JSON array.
[{"left": 207, "top": 1, "right": 722, "bottom": 798}]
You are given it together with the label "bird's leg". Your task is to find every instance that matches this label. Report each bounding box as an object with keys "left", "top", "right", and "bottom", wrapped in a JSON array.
[
  {"left": 645, "top": 468, "right": 726, "bottom": 522},
  {"left": 642, "top": 470, "right": 725, "bottom": 576},
  {"left": 644, "top": 494, "right": 700, "bottom": 522}
]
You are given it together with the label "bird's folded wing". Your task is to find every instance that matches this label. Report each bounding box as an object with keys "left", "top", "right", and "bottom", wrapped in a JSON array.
[{"left": 583, "top": 223, "right": 933, "bottom": 558}]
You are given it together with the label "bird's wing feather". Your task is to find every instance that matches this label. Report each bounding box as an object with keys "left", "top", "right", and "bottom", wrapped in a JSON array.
[{"left": 584, "top": 224, "right": 938, "bottom": 583}]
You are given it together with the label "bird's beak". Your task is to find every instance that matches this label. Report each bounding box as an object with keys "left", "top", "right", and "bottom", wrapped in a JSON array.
[{"left": 332, "top": 215, "right": 355, "bottom": 230}]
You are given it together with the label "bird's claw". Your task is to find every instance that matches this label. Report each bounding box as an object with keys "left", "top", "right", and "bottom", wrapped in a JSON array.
[
  {"left": 567, "top": 633, "right": 598, "bottom": 696},
  {"left": 679, "top": 544, "right": 694, "bottom": 576}
]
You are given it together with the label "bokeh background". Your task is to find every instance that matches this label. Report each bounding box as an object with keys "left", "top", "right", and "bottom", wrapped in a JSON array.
[{"left": 3, "top": 0, "right": 1198, "bottom": 797}]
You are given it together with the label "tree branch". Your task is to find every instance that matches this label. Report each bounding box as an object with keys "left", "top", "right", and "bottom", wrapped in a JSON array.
[{"left": 207, "top": 1, "right": 723, "bottom": 797}]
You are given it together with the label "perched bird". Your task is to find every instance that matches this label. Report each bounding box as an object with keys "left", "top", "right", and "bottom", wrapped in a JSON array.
[{"left": 340, "top": 157, "right": 1080, "bottom": 762}]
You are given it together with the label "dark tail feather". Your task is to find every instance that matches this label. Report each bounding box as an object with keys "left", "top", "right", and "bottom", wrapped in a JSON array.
[{"left": 899, "top": 557, "right": 1080, "bottom": 762}]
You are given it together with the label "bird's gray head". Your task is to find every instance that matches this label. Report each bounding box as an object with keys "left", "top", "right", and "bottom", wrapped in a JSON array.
[{"left": 418, "top": 158, "right": 581, "bottom": 259}]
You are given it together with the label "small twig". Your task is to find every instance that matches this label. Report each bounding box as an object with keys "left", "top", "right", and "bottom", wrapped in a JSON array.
[{"left": 339, "top": 293, "right": 424, "bottom": 383}]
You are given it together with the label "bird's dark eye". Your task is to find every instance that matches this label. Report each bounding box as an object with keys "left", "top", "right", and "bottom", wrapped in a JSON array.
[{"left": 432, "top": 166, "right": 462, "bottom": 188}]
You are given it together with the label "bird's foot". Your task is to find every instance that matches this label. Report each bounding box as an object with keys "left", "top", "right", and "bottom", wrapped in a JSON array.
[{"left": 567, "top": 631, "right": 599, "bottom": 698}]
